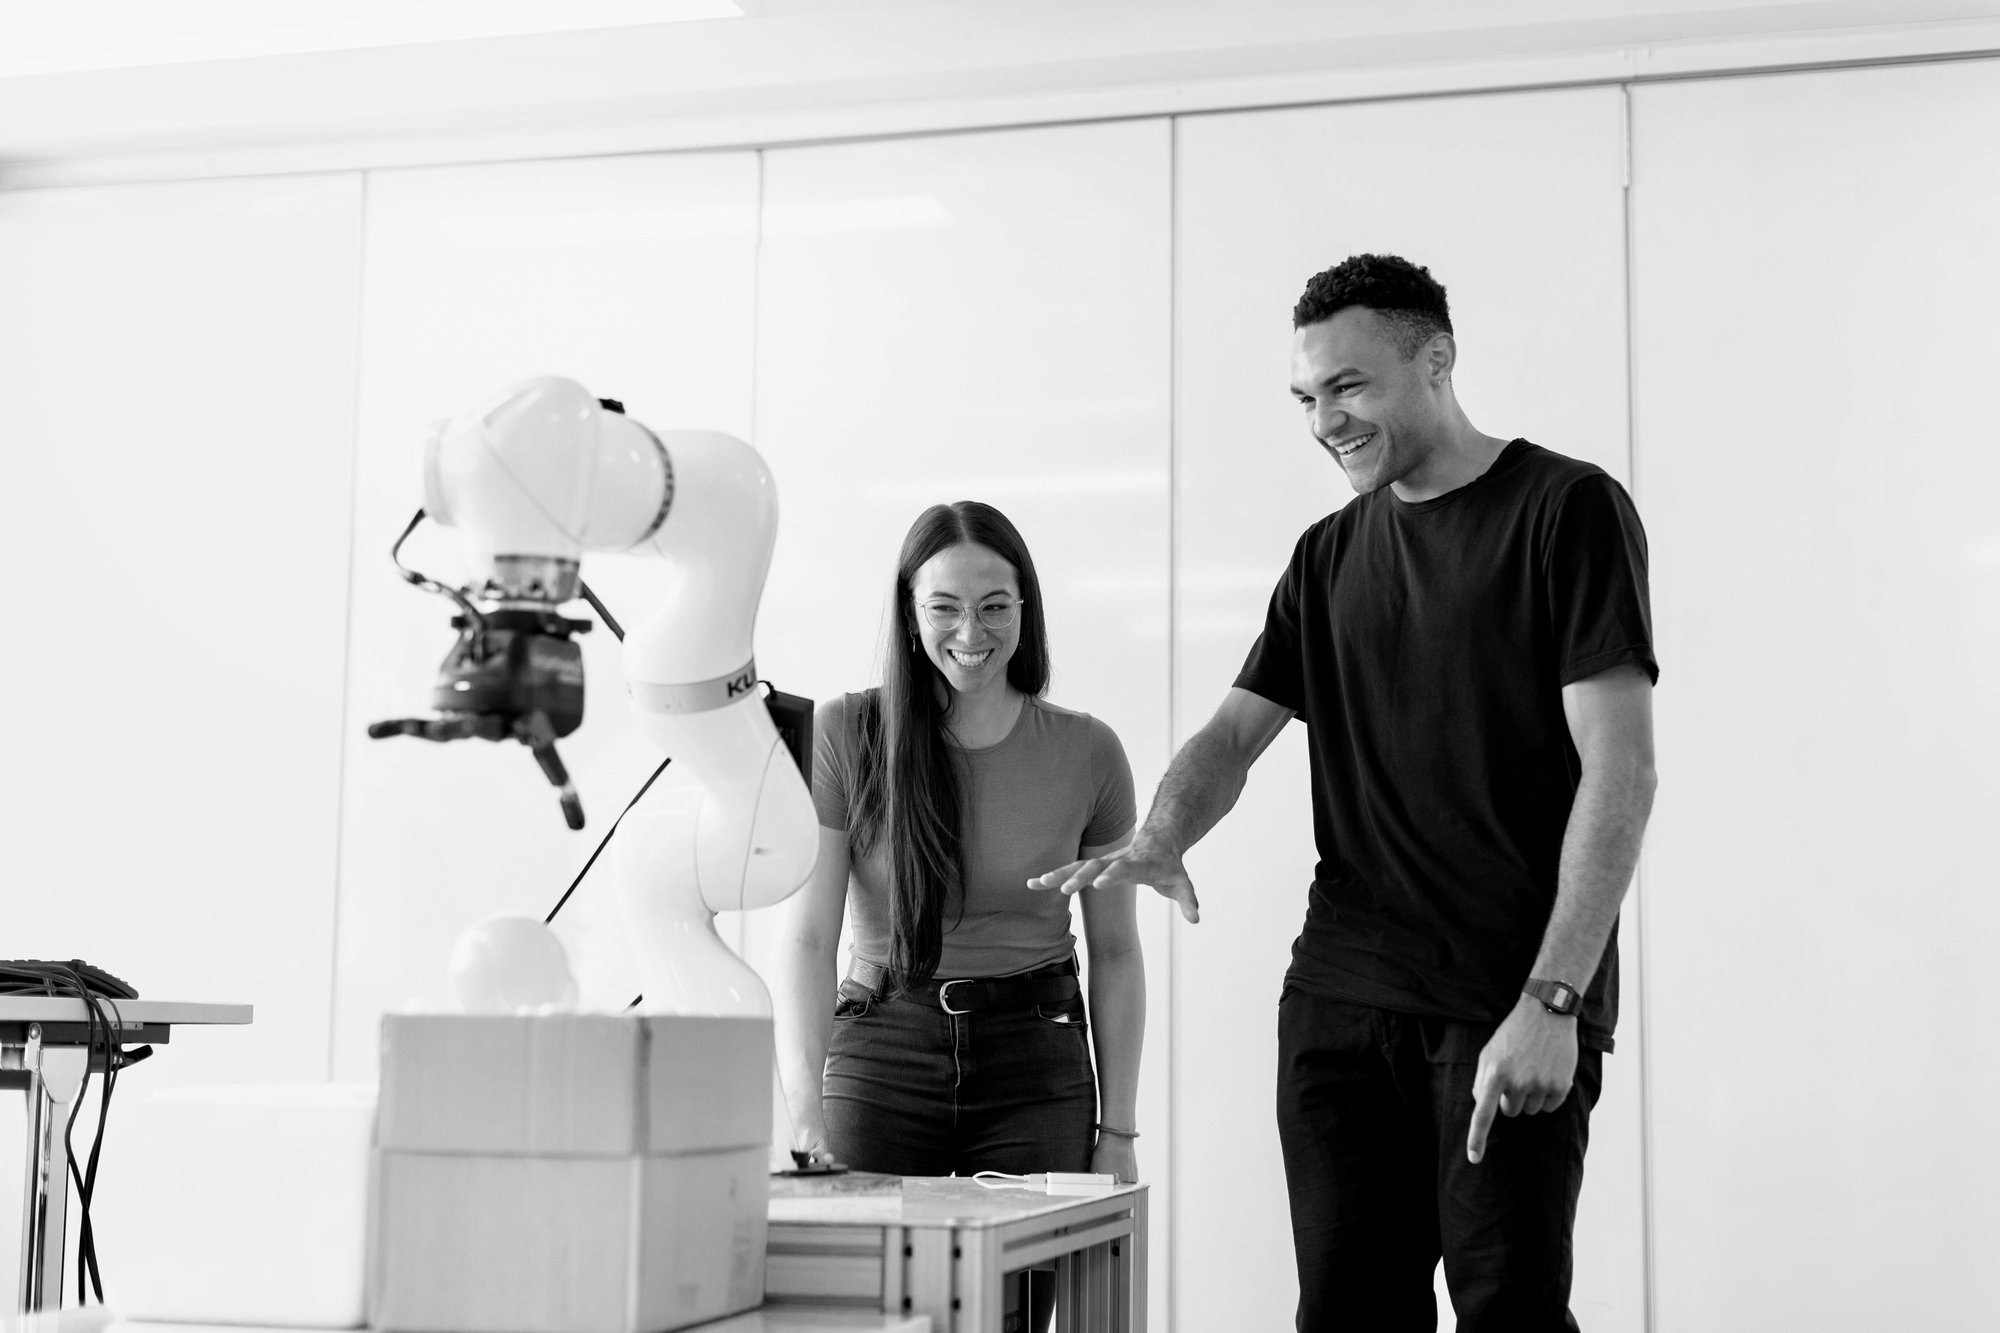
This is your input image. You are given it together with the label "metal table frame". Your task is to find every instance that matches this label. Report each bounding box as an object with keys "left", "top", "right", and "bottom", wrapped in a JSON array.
[
  {"left": 768, "top": 1179, "right": 1148, "bottom": 1333},
  {"left": 0, "top": 997, "right": 251, "bottom": 1311}
]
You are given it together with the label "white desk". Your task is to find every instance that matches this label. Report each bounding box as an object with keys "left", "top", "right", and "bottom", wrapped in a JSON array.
[
  {"left": 692, "top": 1311, "right": 929, "bottom": 1332},
  {"left": 0, "top": 998, "right": 252, "bottom": 1313},
  {"left": 0, "top": 1311, "right": 928, "bottom": 1333},
  {"left": 768, "top": 1176, "right": 1148, "bottom": 1333}
]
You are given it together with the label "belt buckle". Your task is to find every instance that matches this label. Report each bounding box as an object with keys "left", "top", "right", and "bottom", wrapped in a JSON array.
[{"left": 938, "top": 979, "right": 973, "bottom": 1015}]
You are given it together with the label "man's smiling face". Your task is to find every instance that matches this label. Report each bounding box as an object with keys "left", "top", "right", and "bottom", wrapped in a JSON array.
[{"left": 1290, "top": 305, "right": 1447, "bottom": 497}]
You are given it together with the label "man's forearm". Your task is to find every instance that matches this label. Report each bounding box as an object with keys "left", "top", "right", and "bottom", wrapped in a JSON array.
[
  {"left": 1140, "top": 724, "right": 1256, "bottom": 855},
  {"left": 1530, "top": 759, "right": 1658, "bottom": 989}
]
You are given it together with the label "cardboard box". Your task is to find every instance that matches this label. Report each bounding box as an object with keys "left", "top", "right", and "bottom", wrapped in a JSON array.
[
  {"left": 376, "top": 1013, "right": 772, "bottom": 1156},
  {"left": 96, "top": 1083, "right": 376, "bottom": 1327},
  {"left": 369, "top": 1146, "right": 769, "bottom": 1333},
  {"left": 371, "top": 1013, "right": 776, "bottom": 1333}
]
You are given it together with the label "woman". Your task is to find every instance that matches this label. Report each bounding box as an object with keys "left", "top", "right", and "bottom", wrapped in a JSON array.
[{"left": 774, "top": 500, "right": 1144, "bottom": 1186}]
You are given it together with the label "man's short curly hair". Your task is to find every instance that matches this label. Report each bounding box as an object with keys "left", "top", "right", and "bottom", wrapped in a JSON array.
[{"left": 1292, "top": 254, "right": 1452, "bottom": 361}]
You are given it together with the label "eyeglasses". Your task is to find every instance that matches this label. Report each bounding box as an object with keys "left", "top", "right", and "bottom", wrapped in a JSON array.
[{"left": 916, "top": 597, "right": 1026, "bottom": 631}]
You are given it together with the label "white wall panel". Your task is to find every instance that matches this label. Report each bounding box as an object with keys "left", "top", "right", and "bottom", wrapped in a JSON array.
[
  {"left": 334, "top": 152, "right": 760, "bottom": 1078},
  {"left": 1632, "top": 61, "right": 2000, "bottom": 1333},
  {"left": 0, "top": 172, "right": 361, "bottom": 1295},
  {"left": 1175, "top": 88, "right": 1639, "bottom": 1331},
  {"left": 750, "top": 121, "right": 1173, "bottom": 1320},
  {"left": 0, "top": 174, "right": 362, "bottom": 1082}
]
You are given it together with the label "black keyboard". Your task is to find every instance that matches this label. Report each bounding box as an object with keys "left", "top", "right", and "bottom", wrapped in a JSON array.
[{"left": 0, "top": 960, "right": 138, "bottom": 1000}]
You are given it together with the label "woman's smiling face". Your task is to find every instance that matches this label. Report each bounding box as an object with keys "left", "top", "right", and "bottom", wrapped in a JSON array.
[{"left": 910, "top": 542, "right": 1022, "bottom": 699}]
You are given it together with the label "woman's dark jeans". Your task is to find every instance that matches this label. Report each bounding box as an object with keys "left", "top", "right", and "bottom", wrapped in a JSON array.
[{"left": 822, "top": 976, "right": 1098, "bottom": 1177}]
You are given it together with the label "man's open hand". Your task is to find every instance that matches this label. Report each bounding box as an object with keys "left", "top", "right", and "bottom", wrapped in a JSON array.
[
  {"left": 1466, "top": 994, "right": 1579, "bottom": 1164},
  {"left": 1028, "top": 833, "right": 1202, "bottom": 923}
]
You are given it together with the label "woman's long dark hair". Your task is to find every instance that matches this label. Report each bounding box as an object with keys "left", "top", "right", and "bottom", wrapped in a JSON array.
[{"left": 849, "top": 501, "right": 1051, "bottom": 993}]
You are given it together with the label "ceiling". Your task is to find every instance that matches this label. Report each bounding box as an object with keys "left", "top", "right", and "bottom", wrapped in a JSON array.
[{"left": 2, "top": 0, "right": 1995, "bottom": 181}]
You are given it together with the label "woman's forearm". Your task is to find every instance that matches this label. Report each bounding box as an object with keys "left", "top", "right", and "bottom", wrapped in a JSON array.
[
  {"left": 772, "top": 928, "right": 839, "bottom": 1144},
  {"left": 772, "top": 827, "right": 852, "bottom": 1152},
  {"left": 1086, "top": 945, "right": 1146, "bottom": 1132}
]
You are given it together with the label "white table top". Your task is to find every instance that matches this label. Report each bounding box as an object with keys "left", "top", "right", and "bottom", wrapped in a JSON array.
[
  {"left": 40, "top": 1311, "right": 926, "bottom": 1333},
  {"left": 0, "top": 997, "right": 252, "bottom": 1027},
  {"left": 696, "top": 1310, "right": 929, "bottom": 1332},
  {"left": 771, "top": 1173, "right": 1147, "bottom": 1229}
]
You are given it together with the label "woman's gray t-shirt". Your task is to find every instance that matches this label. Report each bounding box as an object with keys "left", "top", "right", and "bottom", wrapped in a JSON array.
[{"left": 813, "top": 692, "right": 1137, "bottom": 978}]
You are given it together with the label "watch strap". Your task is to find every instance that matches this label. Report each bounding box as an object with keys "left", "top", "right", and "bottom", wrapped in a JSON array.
[{"left": 1523, "top": 977, "right": 1582, "bottom": 1017}]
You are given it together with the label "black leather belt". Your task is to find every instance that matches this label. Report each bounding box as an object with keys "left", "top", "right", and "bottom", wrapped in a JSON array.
[{"left": 844, "top": 956, "right": 1079, "bottom": 1015}]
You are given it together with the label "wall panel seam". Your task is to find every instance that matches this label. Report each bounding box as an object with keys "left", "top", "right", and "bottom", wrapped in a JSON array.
[
  {"left": 751, "top": 148, "right": 765, "bottom": 468},
  {"left": 327, "top": 167, "right": 372, "bottom": 1080},
  {"left": 1165, "top": 109, "right": 1182, "bottom": 1333},
  {"left": 738, "top": 146, "right": 767, "bottom": 965},
  {"left": 1619, "top": 79, "right": 1659, "bottom": 1333}
]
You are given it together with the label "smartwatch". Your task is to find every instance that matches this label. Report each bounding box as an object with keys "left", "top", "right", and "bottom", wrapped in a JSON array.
[{"left": 1523, "top": 977, "right": 1581, "bottom": 1017}]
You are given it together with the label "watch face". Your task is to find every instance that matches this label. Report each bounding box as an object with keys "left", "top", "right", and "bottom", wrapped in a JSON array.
[{"left": 1529, "top": 980, "right": 1579, "bottom": 1014}]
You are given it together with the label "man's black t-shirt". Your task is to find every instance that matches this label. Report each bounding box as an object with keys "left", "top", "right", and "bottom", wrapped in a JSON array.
[{"left": 1235, "top": 440, "right": 1656, "bottom": 1051}]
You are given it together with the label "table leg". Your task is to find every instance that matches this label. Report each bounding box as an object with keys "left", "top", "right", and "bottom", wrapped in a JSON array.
[
  {"left": 17, "top": 1031, "right": 86, "bottom": 1313},
  {"left": 1127, "top": 1188, "right": 1147, "bottom": 1333},
  {"left": 1092, "top": 1239, "right": 1112, "bottom": 1330},
  {"left": 956, "top": 1232, "right": 1000, "bottom": 1333},
  {"left": 907, "top": 1228, "right": 955, "bottom": 1332},
  {"left": 14, "top": 1023, "right": 43, "bottom": 1314},
  {"left": 1093, "top": 1248, "right": 1107, "bottom": 1331}
]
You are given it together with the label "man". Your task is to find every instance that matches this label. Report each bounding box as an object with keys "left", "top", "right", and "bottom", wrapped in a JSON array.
[{"left": 1033, "top": 253, "right": 1657, "bottom": 1331}]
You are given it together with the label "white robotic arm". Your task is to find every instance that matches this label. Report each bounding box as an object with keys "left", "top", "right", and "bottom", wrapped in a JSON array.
[{"left": 379, "top": 376, "right": 818, "bottom": 1016}]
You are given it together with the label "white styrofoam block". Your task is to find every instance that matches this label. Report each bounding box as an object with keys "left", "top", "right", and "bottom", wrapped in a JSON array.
[{"left": 93, "top": 1083, "right": 377, "bottom": 1328}]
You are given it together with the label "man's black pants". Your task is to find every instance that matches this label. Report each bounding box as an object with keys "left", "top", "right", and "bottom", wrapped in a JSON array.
[{"left": 1276, "top": 987, "right": 1602, "bottom": 1332}]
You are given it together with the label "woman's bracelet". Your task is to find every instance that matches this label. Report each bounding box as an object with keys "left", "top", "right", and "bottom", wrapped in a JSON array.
[{"left": 1094, "top": 1123, "right": 1140, "bottom": 1139}]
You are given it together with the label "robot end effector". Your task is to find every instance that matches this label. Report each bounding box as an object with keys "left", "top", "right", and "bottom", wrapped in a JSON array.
[
  {"left": 365, "top": 590, "right": 594, "bottom": 827},
  {"left": 366, "top": 377, "right": 808, "bottom": 831}
]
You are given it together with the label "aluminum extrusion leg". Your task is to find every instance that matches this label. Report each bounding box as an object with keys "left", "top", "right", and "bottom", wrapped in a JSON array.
[{"left": 16, "top": 1031, "right": 86, "bottom": 1312}]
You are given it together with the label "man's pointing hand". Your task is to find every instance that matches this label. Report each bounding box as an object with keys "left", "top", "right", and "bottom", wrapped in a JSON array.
[
  {"left": 1465, "top": 993, "right": 1579, "bottom": 1164},
  {"left": 1029, "top": 832, "right": 1202, "bottom": 923}
]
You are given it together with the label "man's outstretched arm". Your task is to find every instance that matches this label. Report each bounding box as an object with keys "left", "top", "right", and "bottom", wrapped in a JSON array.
[
  {"left": 1029, "top": 687, "right": 1294, "bottom": 923},
  {"left": 1466, "top": 661, "right": 1657, "bottom": 1162}
]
